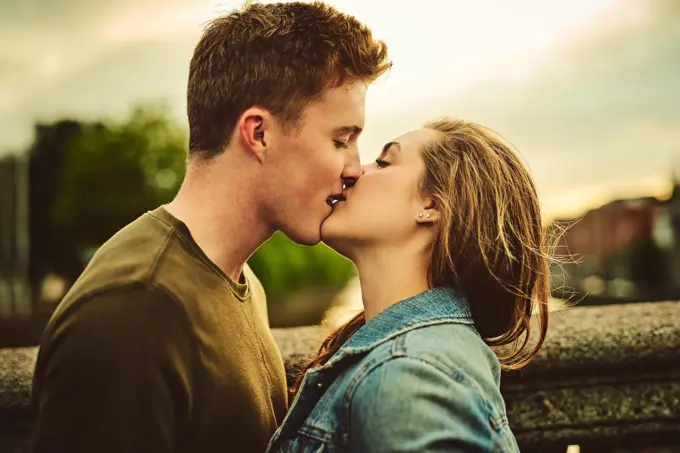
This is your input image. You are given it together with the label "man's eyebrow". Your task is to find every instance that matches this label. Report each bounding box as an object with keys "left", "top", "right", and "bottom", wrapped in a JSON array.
[{"left": 333, "top": 125, "right": 363, "bottom": 135}]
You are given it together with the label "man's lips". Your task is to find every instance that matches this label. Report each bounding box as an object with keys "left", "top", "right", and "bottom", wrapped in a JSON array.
[
  {"left": 326, "top": 193, "right": 346, "bottom": 207},
  {"left": 326, "top": 180, "right": 355, "bottom": 207}
]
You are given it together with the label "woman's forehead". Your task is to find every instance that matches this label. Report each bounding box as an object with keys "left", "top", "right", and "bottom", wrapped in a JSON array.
[{"left": 389, "top": 128, "right": 440, "bottom": 153}]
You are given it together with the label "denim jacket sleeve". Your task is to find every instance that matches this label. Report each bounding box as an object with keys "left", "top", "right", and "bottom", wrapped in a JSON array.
[{"left": 349, "top": 356, "right": 495, "bottom": 452}]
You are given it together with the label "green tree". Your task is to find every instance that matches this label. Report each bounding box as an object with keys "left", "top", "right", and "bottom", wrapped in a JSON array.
[
  {"left": 248, "top": 231, "right": 356, "bottom": 301},
  {"left": 52, "top": 102, "right": 186, "bottom": 254}
]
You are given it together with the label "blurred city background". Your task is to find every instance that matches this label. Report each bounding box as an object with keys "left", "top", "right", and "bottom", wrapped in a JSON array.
[{"left": 1, "top": 0, "right": 679, "bottom": 347}]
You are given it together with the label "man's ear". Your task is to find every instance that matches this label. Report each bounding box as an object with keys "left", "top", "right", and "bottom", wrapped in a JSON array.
[
  {"left": 237, "top": 107, "right": 272, "bottom": 163},
  {"left": 415, "top": 197, "right": 440, "bottom": 224}
]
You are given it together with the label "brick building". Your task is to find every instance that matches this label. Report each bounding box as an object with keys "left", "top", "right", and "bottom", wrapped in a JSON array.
[{"left": 552, "top": 187, "right": 676, "bottom": 300}]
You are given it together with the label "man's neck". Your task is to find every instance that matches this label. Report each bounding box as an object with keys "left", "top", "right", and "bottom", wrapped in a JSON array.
[
  {"left": 165, "top": 161, "right": 273, "bottom": 282},
  {"left": 353, "top": 245, "right": 431, "bottom": 322}
]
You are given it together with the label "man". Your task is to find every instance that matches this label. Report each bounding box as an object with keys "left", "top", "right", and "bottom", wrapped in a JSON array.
[{"left": 29, "top": 2, "right": 390, "bottom": 452}]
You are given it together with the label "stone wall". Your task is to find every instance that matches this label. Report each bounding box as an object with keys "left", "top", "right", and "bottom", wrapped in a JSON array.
[{"left": 2, "top": 301, "right": 679, "bottom": 452}]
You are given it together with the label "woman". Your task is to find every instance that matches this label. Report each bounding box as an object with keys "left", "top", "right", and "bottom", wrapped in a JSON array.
[{"left": 266, "top": 118, "right": 552, "bottom": 452}]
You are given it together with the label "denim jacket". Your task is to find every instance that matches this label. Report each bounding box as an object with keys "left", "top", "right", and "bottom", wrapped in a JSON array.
[{"left": 266, "top": 287, "right": 520, "bottom": 453}]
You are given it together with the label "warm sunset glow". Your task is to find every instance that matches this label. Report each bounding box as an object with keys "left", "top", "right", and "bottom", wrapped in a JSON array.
[{"left": 0, "top": 0, "right": 675, "bottom": 221}]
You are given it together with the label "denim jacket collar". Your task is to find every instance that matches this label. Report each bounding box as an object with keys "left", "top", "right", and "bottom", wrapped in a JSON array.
[{"left": 322, "top": 286, "right": 473, "bottom": 370}]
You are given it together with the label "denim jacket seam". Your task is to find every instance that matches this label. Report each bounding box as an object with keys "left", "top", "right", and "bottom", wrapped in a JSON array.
[
  {"left": 402, "top": 351, "right": 488, "bottom": 395},
  {"left": 340, "top": 322, "right": 479, "bottom": 410},
  {"left": 391, "top": 333, "right": 408, "bottom": 357},
  {"left": 340, "top": 350, "right": 397, "bottom": 440},
  {"left": 343, "top": 351, "right": 394, "bottom": 407},
  {"left": 401, "top": 354, "right": 459, "bottom": 385},
  {"left": 343, "top": 355, "right": 497, "bottom": 449},
  {"left": 401, "top": 354, "right": 504, "bottom": 431},
  {"left": 297, "top": 424, "right": 341, "bottom": 446}
]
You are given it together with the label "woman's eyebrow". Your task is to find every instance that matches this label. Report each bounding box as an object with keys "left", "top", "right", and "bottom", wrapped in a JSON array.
[{"left": 381, "top": 141, "right": 401, "bottom": 156}]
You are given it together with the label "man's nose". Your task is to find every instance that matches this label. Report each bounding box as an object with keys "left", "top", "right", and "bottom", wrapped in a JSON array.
[{"left": 341, "top": 146, "right": 362, "bottom": 181}]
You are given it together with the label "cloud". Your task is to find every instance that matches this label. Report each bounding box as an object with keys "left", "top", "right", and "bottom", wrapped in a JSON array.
[
  {"left": 357, "top": 0, "right": 680, "bottom": 216},
  {"left": 0, "top": 0, "right": 677, "bottom": 217},
  {"left": 0, "top": 0, "right": 210, "bottom": 151},
  {"left": 463, "top": 3, "right": 680, "bottom": 196}
]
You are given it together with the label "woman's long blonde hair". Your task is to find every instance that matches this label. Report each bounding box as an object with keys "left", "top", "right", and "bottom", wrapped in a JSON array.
[{"left": 291, "top": 118, "right": 553, "bottom": 398}]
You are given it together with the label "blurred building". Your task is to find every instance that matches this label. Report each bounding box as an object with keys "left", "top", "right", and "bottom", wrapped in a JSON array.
[
  {"left": 552, "top": 181, "right": 678, "bottom": 301},
  {"left": 0, "top": 155, "right": 31, "bottom": 317},
  {"left": 0, "top": 121, "right": 83, "bottom": 321},
  {"left": 666, "top": 182, "right": 680, "bottom": 287},
  {"left": 27, "top": 121, "right": 81, "bottom": 310}
]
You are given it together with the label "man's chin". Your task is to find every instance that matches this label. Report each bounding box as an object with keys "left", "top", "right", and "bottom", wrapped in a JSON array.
[
  {"left": 304, "top": 237, "right": 322, "bottom": 246},
  {"left": 319, "top": 215, "right": 334, "bottom": 241},
  {"left": 282, "top": 224, "right": 322, "bottom": 246},
  {"left": 294, "top": 232, "right": 322, "bottom": 247},
  {"left": 320, "top": 208, "right": 353, "bottom": 248},
  {"left": 319, "top": 207, "right": 337, "bottom": 232},
  {"left": 319, "top": 221, "right": 342, "bottom": 247},
  {"left": 319, "top": 233, "right": 352, "bottom": 259}
]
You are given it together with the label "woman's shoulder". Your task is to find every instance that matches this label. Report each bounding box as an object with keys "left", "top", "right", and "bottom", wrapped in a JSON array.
[
  {"left": 350, "top": 322, "right": 501, "bottom": 401},
  {"left": 342, "top": 323, "right": 517, "bottom": 453},
  {"left": 353, "top": 322, "right": 497, "bottom": 383},
  {"left": 405, "top": 322, "right": 496, "bottom": 370},
  {"left": 343, "top": 325, "right": 512, "bottom": 449}
]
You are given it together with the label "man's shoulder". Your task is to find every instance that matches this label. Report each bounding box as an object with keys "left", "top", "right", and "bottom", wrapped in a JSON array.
[
  {"left": 61, "top": 207, "right": 228, "bottom": 316},
  {"left": 53, "top": 283, "right": 183, "bottom": 328},
  {"left": 32, "top": 283, "right": 196, "bottom": 422},
  {"left": 44, "top": 210, "right": 201, "bottom": 340},
  {"left": 38, "top": 283, "right": 194, "bottom": 370},
  {"left": 63, "top": 210, "right": 178, "bottom": 301}
]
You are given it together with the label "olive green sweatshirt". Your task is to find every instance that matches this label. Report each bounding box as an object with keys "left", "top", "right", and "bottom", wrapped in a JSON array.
[{"left": 30, "top": 207, "right": 287, "bottom": 453}]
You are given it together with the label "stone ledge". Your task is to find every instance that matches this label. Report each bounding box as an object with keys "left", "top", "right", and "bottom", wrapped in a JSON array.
[
  {"left": 1, "top": 301, "right": 679, "bottom": 451},
  {"left": 271, "top": 301, "right": 680, "bottom": 450},
  {"left": 0, "top": 347, "right": 36, "bottom": 424},
  {"left": 503, "top": 301, "right": 680, "bottom": 382},
  {"left": 500, "top": 301, "right": 680, "bottom": 449}
]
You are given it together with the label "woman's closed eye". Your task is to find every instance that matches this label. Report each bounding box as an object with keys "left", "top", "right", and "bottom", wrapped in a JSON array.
[
  {"left": 375, "top": 158, "right": 390, "bottom": 168},
  {"left": 334, "top": 140, "right": 349, "bottom": 149}
]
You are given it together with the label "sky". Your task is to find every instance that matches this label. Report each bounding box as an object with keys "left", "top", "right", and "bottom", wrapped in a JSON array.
[{"left": 1, "top": 0, "right": 678, "bottom": 220}]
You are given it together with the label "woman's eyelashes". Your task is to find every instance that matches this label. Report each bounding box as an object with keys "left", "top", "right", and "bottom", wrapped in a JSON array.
[{"left": 375, "top": 158, "right": 390, "bottom": 168}]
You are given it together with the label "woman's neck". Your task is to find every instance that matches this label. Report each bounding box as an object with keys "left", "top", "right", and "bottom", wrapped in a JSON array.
[{"left": 353, "top": 246, "right": 431, "bottom": 322}]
